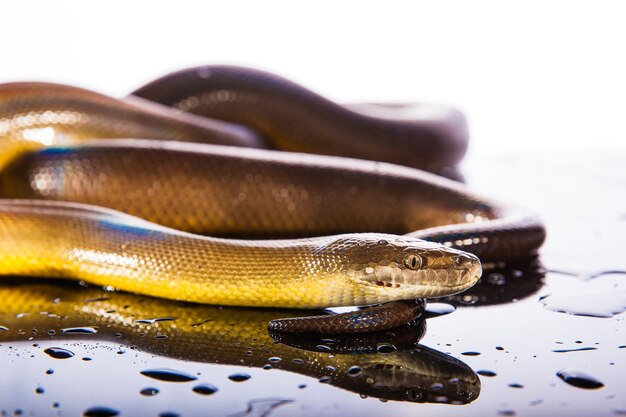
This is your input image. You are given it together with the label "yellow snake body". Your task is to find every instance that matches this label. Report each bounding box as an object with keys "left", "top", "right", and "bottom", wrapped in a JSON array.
[{"left": 0, "top": 199, "right": 479, "bottom": 308}]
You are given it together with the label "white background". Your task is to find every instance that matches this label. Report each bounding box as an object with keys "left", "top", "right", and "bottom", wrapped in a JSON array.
[{"left": 1, "top": 1, "right": 625, "bottom": 157}]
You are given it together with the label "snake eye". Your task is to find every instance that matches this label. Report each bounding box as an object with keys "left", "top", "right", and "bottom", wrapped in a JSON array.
[{"left": 403, "top": 254, "right": 422, "bottom": 270}]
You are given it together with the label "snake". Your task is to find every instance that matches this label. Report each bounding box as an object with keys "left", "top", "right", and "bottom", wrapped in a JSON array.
[
  {"left": 0, "top": 280, "right": 481, "bottom": 404},
  {"left": 0, "top": 66, "right": 546, "bottom": 333}
]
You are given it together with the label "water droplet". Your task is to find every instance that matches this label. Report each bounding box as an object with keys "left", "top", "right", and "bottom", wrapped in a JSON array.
[
  {"left": 0, "top": 326, "right": 8, "bottom": 331},
  {"left": 540, "top": 273, "right": 626, "bottom": 317},
  {"left": 552, "top": 347, "right": 597, "bottom": 353},
  {"left": 159, "top": 413, "right": 179, "bottom": 417},
  {"left": 44, "top": 347, "right": 74, "bottom": 359},
  {"left": 556, "top": 368, "right": 604, "bottom": 389},
  {"left": 52, "top": 402, "right": 60, "bottom": 408},
  {"left": 154, "top": 334, "right": 168, "bottom": 340},
  {"left": 35, "top": 387, "right": 44, "bottom": 394},
  {"left": 315, "top": 344, "right": 332, "bottom": 352},
  {"left": 83, "top": 406, "right": 119, "bottom": 417},
  {"left": 140, "top": 388, "right": 159, "bottom": 396},
  {"left": 292, "top": 358, "right": 304, "bottom": 365},
  {"left": 319, "top": 376, "right": 332, "bottom": 383},
  {"left": 228, "top": 373, "right": 251, "bottom": 382},
  {"left": 347, "top": 366, "right": 362, "bottom": 376},
  {"left": 47, "top": 330, "right": 56, "bottom": 335},
  {"left": 140, "top": 369, "right": 197, "bottom": 382},
  {"left": 498, "top": 410, "right": 516, "bottom": 416},
  {"left": 496, "top": 346, "right": 504, "bottom": 351},
  {"left": 430, "top": 382, "right": 445, "bottom": 391},
  {"left": 61, "top": 327, "right": 98, "bottom": 335},
  {"left": 298, "top": 384, "right": 306, "bottom": 389},
  {"left": 424, "top": 303, "right": 456, "bottom": 317},
  {"left": 45, "top": 369, "right": 54, "bottom": 375},
  {"left": 192, "top": 384, "right": 218, "bottom": 395},
  {"left": 509, "top": 383, "right": 524, "bottom": 389},
  {"left": 135, "top": 317, "right": 176, "bottom": 325},
  {"left": 268, "top": 357, "right": 282, "bottom": 363},
  {"left": 478, "top": 370, "right": 497, "bottom": 377},
  {"left": 376, "top": 343, "right": 396, "bottom": 353},
  {"left": 487, "top": 273, "right": 507, "bottom": 285},
  {"left": 460, "top": 294, "right": 479, "bottom": 305},
  {"left": 461, "top": 351, "right": 481, "bottom": 356},
  {"left": 82, "top": 357, "right": 92, "bottom": 361},
  {"left": 85, "top": 297, "right": 109, "bottom": 303}
]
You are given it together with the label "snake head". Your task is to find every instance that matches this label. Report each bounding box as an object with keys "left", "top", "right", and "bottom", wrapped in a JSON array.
[{"left": 335, "top": 234, "right": 482, "bottom": 301}]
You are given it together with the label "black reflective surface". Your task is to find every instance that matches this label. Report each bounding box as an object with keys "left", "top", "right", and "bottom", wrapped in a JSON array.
[{"left": 1, "top": 152, "right": 624, "bottom": 416}]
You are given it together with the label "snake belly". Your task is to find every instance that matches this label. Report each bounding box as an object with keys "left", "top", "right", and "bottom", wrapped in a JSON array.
[{"left": 0, "top": 68, "right": 546, "bottom": 333}]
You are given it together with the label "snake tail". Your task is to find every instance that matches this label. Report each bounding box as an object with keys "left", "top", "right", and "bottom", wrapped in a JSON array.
[{"left": 268, "top": 300, "right": 426, "bottom": 334}]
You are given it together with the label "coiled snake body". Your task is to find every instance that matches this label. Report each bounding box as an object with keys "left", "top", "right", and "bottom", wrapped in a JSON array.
[{"left": 0, "top": 66, "right": 546, "bottom": 333}]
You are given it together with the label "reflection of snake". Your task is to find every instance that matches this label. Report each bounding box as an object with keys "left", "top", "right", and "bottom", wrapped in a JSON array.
[
  {"left": 0, "top": 280, "right": 481, "bottom": 403},
  {"left": 0, "top": 67, "right": 545, "bottom": 332}
]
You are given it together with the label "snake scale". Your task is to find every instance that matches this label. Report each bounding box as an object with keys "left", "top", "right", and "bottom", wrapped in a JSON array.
[{"left": 0, "top": 66, "right": 546, "bottom": 333}]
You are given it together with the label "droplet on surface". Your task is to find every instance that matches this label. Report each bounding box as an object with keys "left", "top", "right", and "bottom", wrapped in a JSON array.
[
  {"left": 83, "top": 406, "right": 119, "bottom": 417},
  {"left": 315, "top": 344, "right": 332, "bottom": 352},
  {"left": 0, "top": 325, "right": 8, "bottom": 331},
  {"left": 376, "top": 343, "right": 396, "bottom": 353},
  {"left": 192, "top": 384, "right": 218, "bottom": 395},
  {"left": 477, "top": 370, "right": 497, "bottom": 377},
  {"left": 61, "top": 327, "right": 98, "bottom": 335},
  {"left": 487, "top": 273, "right": 507, "bottom": 285},
  {"left": 424, "top": 303, "right": 456, "bottom": 317},
  {"left": 556, "top": 368, "right": 604, "bottom": 389},
  {"left": 140, "top": 388, "right": 159, "bottom": 396},
  {"left": 540, "top": 273, "right": 626, "bottom": 318},
  {"left": 44, "top": 347, "right": 75, "bottom": 359},
  {"left": 140, "top": 369, "right": 197, "bottom": 383},
  {"left": 35, "top": 387, "right": 44, "bottom": 394},
  {"left": 498, "top": 410, "right": 516, "bottom": 416},
  {"left": 347, "top": 366, "right": 362, "bottom": 376},
  {"left": 319, "top": 376, "right": 332, "bottom": 384},
  {"left": 135, "top": 317, "right": 176, "bottom": 325},
  {"left": 461, "top": 351, "right": 481, "bottom": 356},
  {"left": 228, "top": 373, "right": 251, "bottom": 382},
  {"left": 552, "top": 347, "right": 597, "bottom": 353}
]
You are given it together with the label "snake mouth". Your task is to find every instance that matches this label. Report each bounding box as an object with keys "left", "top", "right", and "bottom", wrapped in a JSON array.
[{"left": 352, "top": 263, "right": 482, "bottom": 298}]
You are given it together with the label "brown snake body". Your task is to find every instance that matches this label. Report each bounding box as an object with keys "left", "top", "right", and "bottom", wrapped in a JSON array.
[{"left": 0, "top": 66, "right": 546, "bottom": 333}]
